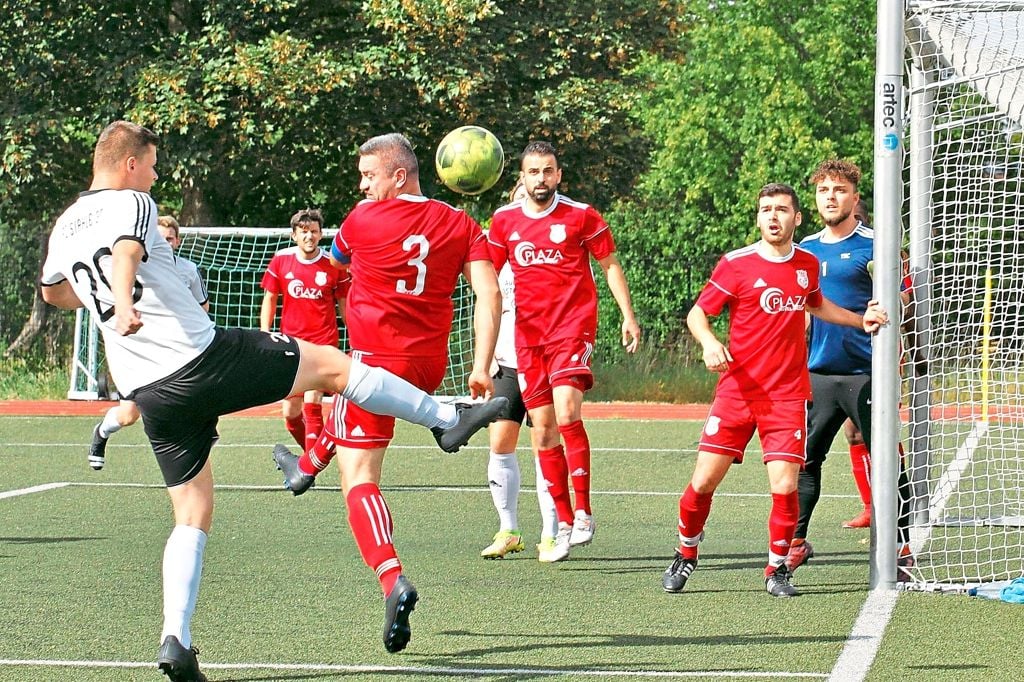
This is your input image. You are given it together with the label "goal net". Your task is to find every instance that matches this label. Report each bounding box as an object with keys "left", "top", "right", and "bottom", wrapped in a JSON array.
[
  {"left": 902, "top": 0, "right": 1024, "bottom": 591},
  {"left": 68, "top": 227, "right": 478, "bottom": 401}
]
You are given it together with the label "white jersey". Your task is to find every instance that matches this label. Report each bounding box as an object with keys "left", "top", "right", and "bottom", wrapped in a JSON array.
[
  {"left": 174, "top": 255, "right": 209, "bottom": 306},
  {"left": 41, "top": 189, "right": 216, "bottom": 395},
  {"left": 494, "top": 262, "right": 517, "bottom": 369}
]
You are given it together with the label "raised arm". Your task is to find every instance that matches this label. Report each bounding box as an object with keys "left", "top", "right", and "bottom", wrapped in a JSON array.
[
  {"left": 807, "top": 297, "right": 888, "bottom": 333},
  {"left": 597, "top": 252, "right": 641, "bottom": 353}
]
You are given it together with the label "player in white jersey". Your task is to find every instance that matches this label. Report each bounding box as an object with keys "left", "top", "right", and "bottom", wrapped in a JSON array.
[
  {"left": 40, "top": 121, "right": 506, "bottom": 681},
  {"left": 480, "top": 178, "right": 560, "bottom": 561},
  {"left": 87, "top": 215, "right": 210, "bottom": 471}
]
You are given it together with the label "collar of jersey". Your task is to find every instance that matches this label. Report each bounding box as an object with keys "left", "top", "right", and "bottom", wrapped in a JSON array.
[{"left": 522, "top": 192, "right": 560, "bottom": 218}]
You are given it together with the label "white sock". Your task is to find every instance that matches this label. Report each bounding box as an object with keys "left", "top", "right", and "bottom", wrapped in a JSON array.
[
  {"left": 487, "top": 452, "right": 521, "bottom": 531},
  {"left": 341, "top": 359, "right": 456, "bottom": 428},
  {"left": 535, "top": 456, "right": 558, "bottom": 539},
  {"left": 99, "top": 407, "right": 123, "bottom": 439},
  {"left": 161, "top": 525, "right": 207, "bottom": 648}
]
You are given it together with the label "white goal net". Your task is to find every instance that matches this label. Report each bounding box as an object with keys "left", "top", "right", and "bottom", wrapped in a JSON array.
[
  {"left": 69, "top": 227, "right": 478, "bottom": 401},
  {"left": 902, "top": 0, "right": 1024, "bottom": 590}
]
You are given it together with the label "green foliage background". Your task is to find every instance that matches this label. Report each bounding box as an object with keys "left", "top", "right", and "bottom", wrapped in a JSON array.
[{"left": 0, "top": 0, "right": 879, "bottom": 381}]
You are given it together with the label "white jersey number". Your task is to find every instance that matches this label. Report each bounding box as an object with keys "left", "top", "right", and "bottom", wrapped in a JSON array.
[
  {"left": 71, "top": 247, "right": 143, "bottom": 322},
  {"left": 396, "top": 234, "right": 429, "bottom": 296}
]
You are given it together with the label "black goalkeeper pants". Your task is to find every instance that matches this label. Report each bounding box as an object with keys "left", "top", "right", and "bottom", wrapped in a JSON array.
[{"left": 796, "top": 372, "right": 911, "bottom": 543}]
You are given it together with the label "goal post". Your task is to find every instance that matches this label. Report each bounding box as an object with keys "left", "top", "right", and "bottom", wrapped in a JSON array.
[
  {"left": 68, "top": 227, "right": 478, "bottom": 401},
  {"left": 884, "top": 0, "right": 1024, "bottom": 592}
]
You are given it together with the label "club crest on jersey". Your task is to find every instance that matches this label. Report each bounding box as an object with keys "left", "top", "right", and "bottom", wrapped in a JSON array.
[
  {"left": 796, "top": 269, "right": 809, "bottom": 288},
  {"left": 287, "top": 278, "right": 324, "bottom": 300},
  {"left": 759, "top": 287, "right": 807, "bottom": 314},
  {"left": 513, "top": 240, "right": 564, "bottom": 267},
  {"left": 315, "top": 271, "right": 328, "bottom": 286},
  {"left": 549, "top": 223, "right": 567, "bottom": 244}
]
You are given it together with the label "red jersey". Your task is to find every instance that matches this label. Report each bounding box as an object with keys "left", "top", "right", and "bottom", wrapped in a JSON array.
[
  {"left": 488, "top": 194, "right": 615, "bottom": 346},
  {"left": 333, "top": 194, "right": 489, "bottom": 356},
  {"left": 260, "top": 247, "right": 348, "bottom": 346},
  {"left": 696, "top": 244, "right": 823, "bottom": 401}
]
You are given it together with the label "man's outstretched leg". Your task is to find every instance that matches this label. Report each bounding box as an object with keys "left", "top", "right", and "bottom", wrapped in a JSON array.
[{"left": 275, "top": 345, "right": 506, "bottom": 494}]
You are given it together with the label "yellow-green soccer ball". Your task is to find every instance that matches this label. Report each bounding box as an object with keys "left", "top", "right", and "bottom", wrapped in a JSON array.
[{"left": 435, "top": 126, "right": 504, "bottom": 195}]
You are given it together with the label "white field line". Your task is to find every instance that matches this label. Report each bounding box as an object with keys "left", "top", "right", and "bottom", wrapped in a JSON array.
[
  {"left": 0, "top": 658, "right": 827, "bottom": 678},
  {"left": 62, "top": 480, "right": 859, "bottom": 500},
  {"left": 915, "top": 420, "right": 989, "bottom": 551},
  {"left": 7, "top": 442, "right": 689, "bottom": 453},
  {"left": 0, "top": 482, "right": 69, "bottom": 499},
  {"left": 826, "top": 588, "right": 899, "bottom": 682},
  {"left": 827, "top": 420, "right": 990, "bottom": 682}
]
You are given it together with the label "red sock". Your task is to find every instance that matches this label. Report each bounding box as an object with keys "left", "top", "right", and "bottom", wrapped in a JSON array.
[
  {"left": 678, "top": 484, "right": 714, "bottom": 559},
  {"left": 298, "top": 400, "right": 340, "bottom": 476},
  {"left": 559, "top": 420, "right": 591, "bottom": 515},
  {"left": 849, "top": 443, "right": 872, "bottom": 507},
  {"left": 303, "top": 402, "right": 324, "bottom": 452},
  {"left": 537, "top": 445, "right": 574, "bottom": 524},
  {"left": 285, "top": 416, "right": 305, "bottom": 449},
  {"left": 768, "top": 491, "right": 799, "bottom": 564},
  {"left": 347, "top": 482, "right": 402, "bottom": 595}
]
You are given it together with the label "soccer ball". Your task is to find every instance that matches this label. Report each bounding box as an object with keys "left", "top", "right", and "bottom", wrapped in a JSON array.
[{"left": 435, "top": 126, "right": 504, "bottom": 195}]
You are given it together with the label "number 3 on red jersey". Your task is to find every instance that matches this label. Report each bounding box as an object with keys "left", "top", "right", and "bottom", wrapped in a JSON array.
[{"left": 396, "top": 234, "right": 429, "bottom": 296}]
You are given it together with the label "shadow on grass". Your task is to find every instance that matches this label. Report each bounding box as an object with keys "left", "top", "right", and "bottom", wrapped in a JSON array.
[
  {"left": 426, "top": 629, "right": 847, "bottom": 663},
  {"left": 0, "top": 535, "right": 106, "bottom": 544}
]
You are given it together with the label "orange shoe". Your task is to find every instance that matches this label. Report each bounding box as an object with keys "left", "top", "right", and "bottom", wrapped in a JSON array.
[
  {"left": 784, "top": 539, "right": 814, "bottom": 572},
  {"left": 897, "top": 544, "right": 915, "bottom": 583},
  {"left": 842, "top": 506, "right": 872, "bottom": 529}
]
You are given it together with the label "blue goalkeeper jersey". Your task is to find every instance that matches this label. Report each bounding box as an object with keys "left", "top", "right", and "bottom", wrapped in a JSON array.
[{"left": 800, "top": 224, "right": 874, "bottom": 374}]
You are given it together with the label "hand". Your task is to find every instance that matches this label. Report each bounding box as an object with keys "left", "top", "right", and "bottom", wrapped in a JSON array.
[
  {"left": 467, "top": 368, "right": 494, "bottom": 400},
  {"left": 115, "top": 305, "right": 143, "bottom": 336},
  {"left": 702, "top": 340, "right": 733, "bottom": 373},
  {"left": 862, "top": 299, "right": 888, "bottom": 333},
  {"left": 621, "top": 318, "right": 641, "bottom": 354}
]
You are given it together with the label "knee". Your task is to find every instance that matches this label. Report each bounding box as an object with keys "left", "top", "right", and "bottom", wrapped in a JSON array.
[
  {"left": 689, "top": 477, "right": 718, "bottom": 495},
  {"left": 174, "top": 505, "right": 213, "bottom": 533}
]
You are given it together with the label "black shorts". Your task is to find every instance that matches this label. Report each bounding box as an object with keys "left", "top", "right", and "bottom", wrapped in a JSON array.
[
  {"left": 132, "top": 328, "right": 300, "bottom": 486},
  {"left": 492, "top": 364, "right": 529, "bottom": 426},
  {"left": 804, "top": 372, "right": 872, "bottom": 468}
]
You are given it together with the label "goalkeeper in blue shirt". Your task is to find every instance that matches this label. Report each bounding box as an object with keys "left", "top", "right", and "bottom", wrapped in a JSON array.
[{"left": 785, "top": 159, "right": 914, "bottom": 581}]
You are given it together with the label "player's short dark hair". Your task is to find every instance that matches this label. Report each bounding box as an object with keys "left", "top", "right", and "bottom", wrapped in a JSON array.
[
  {"left": 854, "top": 198, "right": 871, "bottom": 225},
  {"left": 359, "top": 133, "right": 419, "bottom": 177},
  {"left": 290, "top": 208, "right": 324, "bottom": 231},
  {"left": 157, "top": 215, "right": 180, "bottom": 238},
  {"left": 93, "top": 121, "right": 159, "bottom": 174},
  {"left": 520, "top": 141, "right": 559, "bottom": 169},
  {"left": 810, "top": 159, "right": 862, "bottom": 188},
  {"left": 757, "top": 182, "right": 801, "bottom": 214}
]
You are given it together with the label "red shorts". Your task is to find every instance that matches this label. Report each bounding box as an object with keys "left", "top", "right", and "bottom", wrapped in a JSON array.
[
  {"left": 517, "top": 337, "right": 594, "bottom": 410},
  {"left": 698, "top": 395, "right": 807, "bottom": 465},
  {"left": 333, "top": 351, "right": 447, "bottom": 449}
]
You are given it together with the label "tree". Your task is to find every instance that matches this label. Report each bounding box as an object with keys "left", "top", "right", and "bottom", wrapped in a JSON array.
[
  {"left": 1, "top": 0, "right": 686, "bottom": 358},
  {"left": 606, "top": 0, "right": 877, "bottom": 349}
]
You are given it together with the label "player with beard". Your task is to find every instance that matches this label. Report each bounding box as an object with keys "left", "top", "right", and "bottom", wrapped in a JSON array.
[
  {"left": 488, "top": 141, "right": 641, "bottom": 562},
  {"left": 479, "top": 177, "right": 560, "bottom": 561},
  {"left": 260, "top": 208, "right": 349, "bottom": 451},
  {"left": 785, "top": 159, "right": 914, "bottom": 579},
  {"left": 660, "top": 183, "right": 887, "bottom": 598}
]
